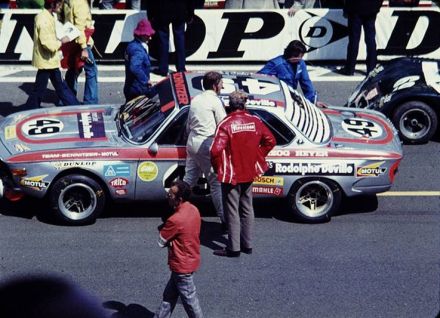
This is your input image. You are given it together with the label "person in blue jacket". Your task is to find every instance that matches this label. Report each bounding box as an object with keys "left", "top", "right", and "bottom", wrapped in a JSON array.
[
  {"left": 258, "top": 40, "right": 317, "bottom": 103},
  {"left": 124, "top": 18, "right": 156, "bottom": 102}
]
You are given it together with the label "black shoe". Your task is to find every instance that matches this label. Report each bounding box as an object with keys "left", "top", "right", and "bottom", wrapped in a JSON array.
[
  {"left": 213, "top": 248, "right": 240, "bottom": 257},
  {"left": 151, "top": 68, "right": 168, "bottom": 77},
  {"left": 336, "top": 67, "right": 354, "bottom": 76},
  {"left": 240, "top": 247, "right": 253, "bottom": 255}
]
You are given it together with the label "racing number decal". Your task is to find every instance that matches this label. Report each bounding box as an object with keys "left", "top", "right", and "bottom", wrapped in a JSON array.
[
  {"left": 221, "top": 78, "right": 280, "bottom": 95},
  {"left": 342, "top": 118, "right": 383, "bottom": 138},
  {"left": 392, "top": 75, "right": 420, "bottom": 92},
  {"left": 22, "top": 118, "right": 64, "bottom": 137}
]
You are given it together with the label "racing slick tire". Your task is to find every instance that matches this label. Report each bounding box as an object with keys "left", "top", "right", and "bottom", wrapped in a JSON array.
[
  {"left": 287, "top": 178, "right": 341, "bottom": 223},
  {"left": 49, "top": 174, "right": 106, "bottom": 225},
  {"left": 392, "top": 101, "right": 438, "bottom": 144}
]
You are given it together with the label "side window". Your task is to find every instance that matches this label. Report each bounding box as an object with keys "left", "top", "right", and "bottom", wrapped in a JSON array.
[
  {"left": 156, "top": 108, "right": 189, "bottom": 146},
  {"left": 249, "top": 109, "right": 295, "bottom": 146}
]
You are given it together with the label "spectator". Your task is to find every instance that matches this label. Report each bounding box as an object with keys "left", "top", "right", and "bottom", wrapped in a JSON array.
[
  {"left": 124, "top": 18, "right": 156, "bottom": 102},
  {"left": 0, "top": 274, "right": 106, "bottom": 318},
  {"left": 211, "top": 91, "right": 276, "bottom": 257},
  {"left": 338, "top": 0, "right": 383, "bottom": 76},
  {"left": 25, "top": 0, "right": 79, "bottom": 109},
  {"left": 258, "top": 40, "right": 317, "bottom": 103},
  {"left": 146, "top": 0, "right": 195, "bottom": 77},
  {"left": 183, "top": 71, "right": 226, "bottom": 231},
  {"left": 225, "top": 0, "right": 279, "bottom": 8},
  {"left": 61, "top": 0, "right": 99, "bottom": 104},
  {"left": 282, "top": 0, "right": 321, "bottom": 16},
  {"left": 154, "top": 180, "right": 203, "bottom": 318}
]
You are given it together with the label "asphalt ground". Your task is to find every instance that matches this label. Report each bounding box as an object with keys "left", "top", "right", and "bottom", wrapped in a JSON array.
[{"left": 0, "top": 64, "right": 439, "bottom": 318}]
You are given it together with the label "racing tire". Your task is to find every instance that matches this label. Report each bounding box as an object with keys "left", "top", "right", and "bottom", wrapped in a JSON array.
[
  {"left": 49, "top": 174, "right": 106, "bottom": 225},
  {"left": 392, "top": 101, "right": 437, "bottom": 144},
  {"left": 287, "top": 178, "right": 341, "bottom": 223}
]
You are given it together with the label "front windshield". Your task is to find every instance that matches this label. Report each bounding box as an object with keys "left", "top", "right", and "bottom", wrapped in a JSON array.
[
  {"left": 118, "top": 80, "right": 175, "bottom": 143},
  {"left": 282, "top": 82, "right": 331, "bottom": 144}
]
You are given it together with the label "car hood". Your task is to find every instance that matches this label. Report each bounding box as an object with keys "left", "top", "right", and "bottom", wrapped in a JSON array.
[
  {"left": 322, "top": 106, "right": 402, "bottom": 154},
  {"left": 0, "top": 105, "right": 122, "bottom": 157}
]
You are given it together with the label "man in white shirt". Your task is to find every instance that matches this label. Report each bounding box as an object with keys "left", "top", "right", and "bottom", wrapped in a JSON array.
[{"left": 183, "top": 71, "right": 226, "bottom": 230}]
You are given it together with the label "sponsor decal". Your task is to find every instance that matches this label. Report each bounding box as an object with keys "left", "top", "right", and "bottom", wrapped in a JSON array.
[
  {"left": 77, "top": 112, "right": 105, "bottom": 139},
  {"left": 14, "top": 143, "right": 30, "bottom": 152},
  {"left": 231, "top": 123, "right": 256, "bottom": 133},
  {"left": 53, "top": 161, "right": 97, "bottom": 169},
  {"left": 104, "top": 164, "right": 130, "bottom": 177},
  {"left": 171, "top": 72, "right": 190, "bottom": 106},
  {"left": 246, "top": 99, "right": 277, "bottom": 107},
  {"left": 109, "top": 177, "right": 129, "bottom": 188},
  {"left": 269, "top": 149, "right": 291, "bottom": 157},
  {"left": 273, "top": 162, "right": 354, "bottom": 176},
  {"left": 42, "top": 151, "right": 119, "bottom": 159},
  {"left": 253, "top": 176, "right": 284, "bottom": 186},
  {"left": 252, "top": 186, "right": 283, "bottom": 196},
  {"left": 5, "top": 126, "right": 16, "bottom": 140},
  {"left": 341, "top": 118, "right": 383, "bottom": 138},
  {"left": 22, "top": 118, "right": 64, "bottom": 137},
  {"left": 20, "top": 174, "right": 50, "bottom": 190},
  {"left": 356, "top": 161, "right": 387, "bottom": 177},
  {"left": 115, "top": 189, "right": 128, "bottom": 196},
  {"left": 138, "top": 161, "right": 158, "bottom": 182},
  {"left": 295, "top": 150, "right": 328, "bottom": 157}
]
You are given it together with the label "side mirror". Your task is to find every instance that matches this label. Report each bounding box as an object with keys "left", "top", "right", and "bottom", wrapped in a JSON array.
[{"left": 148, "top": 142, "right": 159, "bottom": 155}]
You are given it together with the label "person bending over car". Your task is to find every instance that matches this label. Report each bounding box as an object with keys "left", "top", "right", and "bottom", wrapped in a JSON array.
[{"left": 258, "top": 40, "right": 317, "bottom": 103}]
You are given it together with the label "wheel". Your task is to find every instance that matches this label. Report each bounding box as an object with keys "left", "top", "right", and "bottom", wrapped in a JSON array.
[
  {"left": 287, "top": 178, "right": 341, "bottom": 223},
  {"left": 49, "top": 174, "right": 106, "bottom": 225},
  {"left": 392, "top": 101, "right": 437, "bottom": 144}
]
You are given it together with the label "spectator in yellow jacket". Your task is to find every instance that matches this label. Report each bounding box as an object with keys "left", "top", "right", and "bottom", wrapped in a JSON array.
[
  {"left": 61, "top": 0, "right": 98, "bottom": 104},
  {"left": 25, "top": 0, "right": 79, "bottom": 109}
]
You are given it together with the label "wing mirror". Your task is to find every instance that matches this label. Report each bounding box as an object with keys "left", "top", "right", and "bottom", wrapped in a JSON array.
[{"left": 148, "top": 142, "right": 159, "bottom": 155}]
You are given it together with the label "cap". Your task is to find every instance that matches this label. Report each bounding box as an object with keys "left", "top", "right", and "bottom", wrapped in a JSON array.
[{"left": 133, "top": 18, "right": 155, "bottom": 37}]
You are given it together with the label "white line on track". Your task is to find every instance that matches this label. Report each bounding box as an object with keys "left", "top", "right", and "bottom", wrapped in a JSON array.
[
  {"left": 0, "top": 65, "right": 365, "bottom": 82},
  {"left": 377, "top": 191, "right": 440, "bottom": 196}
]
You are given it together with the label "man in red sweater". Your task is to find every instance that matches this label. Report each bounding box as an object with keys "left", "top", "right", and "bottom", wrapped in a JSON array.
[
  {"left": 211, "top": 91, "right": 276, "bottom": 257},
  {"left": 155, "top": 180, "right": 203, "bottom": 318}
]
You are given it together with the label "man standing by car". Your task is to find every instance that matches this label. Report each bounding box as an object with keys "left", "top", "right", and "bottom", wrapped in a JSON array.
[
  {"left": 154, "top": 180, "right": 203, "bottom": 318},
  {"left": 211, "top": 91, "right": 276, "bottom": 257},
  {"left": 258, "top": 40, "right": 317, "bottom": 103},
  {"left": 183, "top": 71, "right": 227, "bottom": 231},
  {"left": 61, "top": 0, "right": 99, "bottom": 104},
  {"left": 25, "top": 0, "right": 79, "bottom": 109}
]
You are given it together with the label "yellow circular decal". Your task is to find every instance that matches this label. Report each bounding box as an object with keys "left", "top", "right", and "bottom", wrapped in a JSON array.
[{"left": 138, "top": 161, "right": 158, "bottom": 182}]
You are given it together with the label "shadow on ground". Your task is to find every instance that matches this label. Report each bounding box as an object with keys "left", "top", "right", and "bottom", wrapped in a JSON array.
[{"left": 103, "top": 301, "right": 154, "bottom": 318}]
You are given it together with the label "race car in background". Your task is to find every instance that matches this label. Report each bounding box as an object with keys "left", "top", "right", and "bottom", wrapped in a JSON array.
[
  {"left": 346, "top": 57, "right": 440, "bottom": 144},
  {"left": 0, "top": 72, "right": 402, "bottom": 225}
]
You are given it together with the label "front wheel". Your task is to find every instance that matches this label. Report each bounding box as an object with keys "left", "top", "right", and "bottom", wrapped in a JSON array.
[
  {"left": 392, "top": 101, "right": 437, "bottom": 144},
  {"left": 287, "top": 178, "right": 341, "bottom": 223},
  {"left": 49, "top": 174, "right": 106, "bottom": 225}
]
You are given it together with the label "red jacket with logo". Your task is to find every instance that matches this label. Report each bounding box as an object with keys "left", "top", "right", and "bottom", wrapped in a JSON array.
[
  {"left": 159, "top": 201, "right": 201, "bottom": 274},
  {"left": 211, "top": 110, "right": 276, "bottom": 184}
]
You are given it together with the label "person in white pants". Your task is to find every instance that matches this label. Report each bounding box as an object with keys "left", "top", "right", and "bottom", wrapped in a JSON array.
[{"left": 183, "top": 71, "right": 226, "bottom": 230}]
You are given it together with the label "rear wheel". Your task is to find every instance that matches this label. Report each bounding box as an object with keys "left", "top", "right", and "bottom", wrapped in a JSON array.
[
  {"left": 287, "top": 178, "right": 341, "bottom": 223},
  {"left": 49, "top": 174, "right": 106, "bottom": 225},
  {"left": 392, "top": 101, "right": 437, "bottom": 144}
]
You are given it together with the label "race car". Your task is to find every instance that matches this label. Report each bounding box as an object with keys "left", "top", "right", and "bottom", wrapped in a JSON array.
[
  {"left": 346, "top": 57, "right": 440, "bottom": 144},
  {"left": 0, "top": 72, "right": 402, "bottom": 224}
]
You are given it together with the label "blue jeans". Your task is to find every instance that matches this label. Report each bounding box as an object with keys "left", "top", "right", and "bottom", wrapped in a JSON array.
[
  {"left": 155, "top": 272, "right": 203, "bottom": 318},
  {"left": 65, "top": 46, "right": 99, "bottom": 104},
  {"left": 157, "top": 21, "right": 186, "bottom": 74},
  {"left": 26, "top": 68, "right": 79, "bottom": 108},
  {"left": 346, "top": 13, "right": 378, "bottom": 74}
]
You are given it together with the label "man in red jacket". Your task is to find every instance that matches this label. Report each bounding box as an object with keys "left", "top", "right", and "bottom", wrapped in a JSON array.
[
  {"left": 155, "top": 180, "right": 203, "bottom": 318},
  {"left": 211, "top": 91, "right": 276, "bottom": 257}
]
